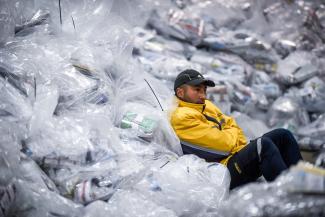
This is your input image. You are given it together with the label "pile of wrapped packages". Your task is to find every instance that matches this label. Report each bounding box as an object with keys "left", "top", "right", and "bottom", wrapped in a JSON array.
[{"left": 0, "top": 0, "right": 325, "bottom": 216}]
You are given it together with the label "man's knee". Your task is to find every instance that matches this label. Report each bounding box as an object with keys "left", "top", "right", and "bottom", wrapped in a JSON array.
[
  {"left": 260, "top": 137, "right": 280, "bottom": 156},
  {"left": 274, "top": 128, "right": 294, "bottom": 138}
]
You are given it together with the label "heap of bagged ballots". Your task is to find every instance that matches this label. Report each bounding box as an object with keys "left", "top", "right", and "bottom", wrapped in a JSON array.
[{"left": 0, "top": 0, "right": 324, "bottom": 216}]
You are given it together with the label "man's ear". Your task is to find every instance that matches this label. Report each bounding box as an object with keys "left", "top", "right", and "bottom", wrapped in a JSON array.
[{"left": 176, "top": 87, "right": 184, "bottom": 99}]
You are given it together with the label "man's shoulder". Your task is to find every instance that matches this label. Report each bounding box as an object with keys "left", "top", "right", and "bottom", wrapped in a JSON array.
[
  {"left": 205, "top": 100, "right": 218, "bottom": 108},
  {"left": 205, "top": 100, "right": 222, "bottom": 113},
  {"left": 171, "top": 106, "right": 200, "bottom": 121}
]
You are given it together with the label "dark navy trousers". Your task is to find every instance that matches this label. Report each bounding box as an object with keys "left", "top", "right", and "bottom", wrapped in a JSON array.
[{"left": 227, "top": 128, "right": 303, "bottom": 189}]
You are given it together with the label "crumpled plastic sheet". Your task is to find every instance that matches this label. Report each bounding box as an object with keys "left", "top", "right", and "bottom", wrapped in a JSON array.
[
  {"left": 0, "top": 0, "right": 15, "bottom": 44},
  {"left": 267, "top": 96, "right": 306, "bottom": 130},
  {"left": 147, "top": 8, "right": 205, "bottom": 46},
  {"left": 218, "top": 183, "right": 325, "bottom": 217},
  {"left": 296, "top": 114, "right": 325, "bottom": 150},
  {"left": 276, "top": 51, "right": 319, "bottom": 85},
  {"left": 117, "top": 102, "right": 182, "bottom": 155},
  {"left": 296, "top": 76, "right": 325, "bottom": 113},
  {"left": 232, "top": 111, "right": 270, "bottom": 141},
  {"left": 135, "top": 155, "right": 230, "bottom": 216},
  {"left": 217, "top": 162, "right": 325, "bottom": 217},
  {"left": 315, "top": 150, "right": 325, "bottom": 168},
  {"left": 105, "top": 190, "right": 178, "bottom": 217},
  {"left": 0, "top": 131, "right": 82, "bottom": 217},
  {"left": 102, "top": 155, "right": 230, "bottom": 217}
]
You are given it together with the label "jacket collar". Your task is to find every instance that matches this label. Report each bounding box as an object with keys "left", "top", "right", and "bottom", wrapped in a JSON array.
[{"left": 177, "top": 97, "right": 206, "bottom": 113}]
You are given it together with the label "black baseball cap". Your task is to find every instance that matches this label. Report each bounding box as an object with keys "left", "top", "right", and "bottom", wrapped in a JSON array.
[{"left": 174, "top": 69, "right": 215, "bottom": 92}]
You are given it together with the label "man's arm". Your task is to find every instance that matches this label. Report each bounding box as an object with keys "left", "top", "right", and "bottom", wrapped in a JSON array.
[{"left": 172, "top": 112, "right": 239, "bottom": 153}]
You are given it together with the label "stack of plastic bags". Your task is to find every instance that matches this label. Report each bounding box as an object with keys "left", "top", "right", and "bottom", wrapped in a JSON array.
[
  {"left": 1, "top": 0, "right": 325, "bottom": 216},
  {"left": 0, "top": 0, "right": 231, "bottom": 216},
  {"left": 132, "top": 0, "right": 325, "bottom": 151}
]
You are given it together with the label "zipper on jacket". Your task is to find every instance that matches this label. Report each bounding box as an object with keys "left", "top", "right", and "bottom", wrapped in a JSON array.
[
  {"left": 203, "top": 114, "right": 223, "bottom": 130},
  {"left": 202, "top": 104, "right": 206, "bottom": 112}
]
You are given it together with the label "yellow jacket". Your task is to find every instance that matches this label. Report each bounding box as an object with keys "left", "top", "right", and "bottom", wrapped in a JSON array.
[{"left": 170, "top": 98, "right": 247, "bottom": 165}]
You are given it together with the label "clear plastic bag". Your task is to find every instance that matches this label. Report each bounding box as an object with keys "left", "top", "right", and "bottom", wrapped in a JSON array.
[
  {"left": 277, "top": 51, "right": 319, "bottom": 85},
  {"left": 133, "top": 27, "right": 196, "bottom": 59},
  {"left": 116, "top": 102, "right": 182, "bottom": 155},
  {"left": 267, "top": 96, "right": 305, "bottom": 131},
  {"left": 0, "top": 53, "right": 36, "bottom": 99},
  {"left": 251, "top": 70, "right": 281, "bottom": 98},
  {"left": 232, "top": 111, "right": 270, "bottom": 141},
  {"left": 0, "top": 182, "right": 16, "bottom": 217},
  {"left": 147, "top": 8, "right": 205, "bottom": 46},
  {"left": 219, "top": 162, "right": 325, "bottom": 217},
  {"left": 202, "top": 29, "right": 279, "bottom": 73},
  {"left": 299, "top": 76, "right": 325, "bottom": 113},
  {"left": 0, "top": 71, "right": 33, "bottom": 121},
  {"left": 0, "top": 0, "right": 15, "bottom": 43},
  {"left": 18, "top": 154, "right": 59, "bottom": 193},
  {"left": 14, "top": 9, "right": 51, "bottom": 37},
  {"left": 0, "top": 133, "right": 20, "bottom": 185},
  {"left": 276, "top": 161, "right": 325, "bottom": 193},
  {"left": 136, "top": 52, "right": 203, "bottom": 81},
  {"left": 11, "top": 178, "right": 82, "bottom": 217},
  {"left": 297, "top": 114, "right": 325, "bottom": 149},
  {"left": 106, "top": 189, "right": 178, "bottom": 217},
  {"left": 315, "top": 151, "right": 325, "bottom": 168},
  {"left": 134, "top": 155, "right": 230, "bottom": 217}
]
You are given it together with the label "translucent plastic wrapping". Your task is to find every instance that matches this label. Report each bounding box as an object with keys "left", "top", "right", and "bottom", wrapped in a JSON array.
[
  {"left": 296, "top": 114, "right": 325, "bottom": 150},
  {"left": 0, "top": 133, "right": 20, "bottom": 185},
  {"left": 25, "top": 116, "right": 103, "bottom": 164},
  {"left": 14, "top": 9, "right": 51, "bottom": 37},
  {"left": 18, "top": 154, "right": 59, "bottom": 193},
  {"left": 251, "top": 70, "right": 281, "bottom": 99},
  {"left": 0, "top": 182, "right": 16, "bottom": 217},
  {"left": 136, "top": 53, "right": 203, "bottom": 81},
  {"left": 0, "top": 0, "right": 15, "bottom": 44},
  {"left": 191, "top": 1, "right": 246, "bottom": 30},
  {"left": 219, "top": 184, "right": 325, "bottom": 217},
  {"left": 132, "top": 27, "right": 196, "bottom": 59},
  {"left": 2, "top": 0, "right": 325, "bottom": 215},
  {"left": 0, "top": 53, "right": 36, "bottom": 99},
  {"left": 0, "top": 65, "right": 34, "bottom": 121},
  {"left": 232, "top": 111, "right": 269, "bottom": 141},
  {"left": 298, "top": 76, "right": 325, "bottom": 113},
  {"left": 133, "top": 155, "right": 230, "bottom": 216},
  {"left": 316, "top": 151, "right": 325, "bottom": 168},
  {"left": 267, "top": 96, "right": 308, "bottom": 132},
  {"left": 109, "top": 64, "right": 182, "bottom": 155},
  {"left": 218, "top": 162, "right": 325, "bottom": 217},
  {"left": 28, "top": 82, "right": 58, "bottom": 135},
  {"left": 147, "top": 8, "right": 205, "bottom": 46},
  {"left": 244, "top": 1, "right": 303, "bottom": 40},
  {"left": 214, "top": 80, "right": 268, "bottom": 114},
  {"left": 11, "top": 178, "right": 82, "bottom": 217},
  {"left": 276, "top": 162, "right": 325, "bottom": 193},
  {"left": 277, "top": 51, "right": 319, "bottom": 85},
  {"left": 116, "top": 102, "right": 182, "bottom": 155},
  {"left": 23, "top": 110, "right": 120, "bottom": 197},
  {"left": 0, "top": 139, "right": 82, "bottom": 217},
  {"left": 192, "top": 51, "right": 249, "bottom": 84},
  {"left": 106, "top": 190, "right": 178, "bottom": 217},
  {"left": 82, "top": 154, "right": 229, "bottom": 216},
  {"left": 202, "top": 29, "right": 279, "bottom": 73}
]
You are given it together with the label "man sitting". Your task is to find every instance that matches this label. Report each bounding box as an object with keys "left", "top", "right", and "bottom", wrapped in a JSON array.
[{"left": 170, "top": 69, "right": 302, "bottom": 189}]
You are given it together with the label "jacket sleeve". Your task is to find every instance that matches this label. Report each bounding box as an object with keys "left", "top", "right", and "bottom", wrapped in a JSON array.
[
  {"left": 222, "top": 113, "right": 247, "bottom": 146},
  {"left": 172, "top": 112, "right": 238, "bottom": 153}
]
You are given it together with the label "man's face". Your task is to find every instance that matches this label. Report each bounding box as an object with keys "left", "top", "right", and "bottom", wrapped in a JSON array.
[{"left": 176, "top": 84, "right": 207, "bottom": 104}]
